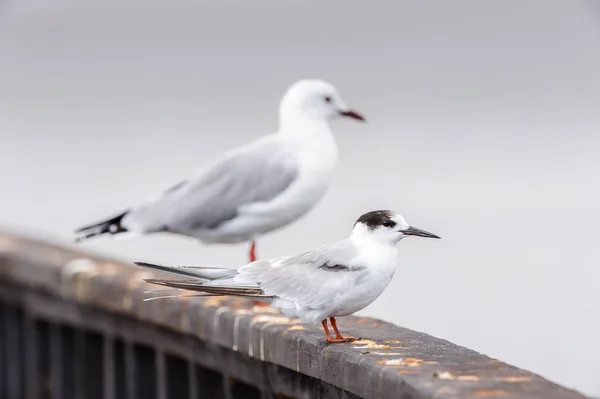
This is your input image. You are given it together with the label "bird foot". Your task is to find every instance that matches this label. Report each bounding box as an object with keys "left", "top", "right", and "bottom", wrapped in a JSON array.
[
  {"left": 251, "top": 300, "right": 270, "bottom": 307},
  {"left": 326, "top": 336, "right": 357, "bottom": 343}
]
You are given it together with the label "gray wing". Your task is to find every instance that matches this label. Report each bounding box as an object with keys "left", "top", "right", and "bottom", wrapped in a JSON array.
[
  {"left": 232, "top": 240, "right": 367, "bottom": 310},
  {"left": 125, "top": 137, "right": 298, "bottom": 232}
]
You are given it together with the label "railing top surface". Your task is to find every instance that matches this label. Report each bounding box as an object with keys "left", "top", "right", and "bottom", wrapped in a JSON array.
[{"left": 0, "top": 232, "right": 588, "bottom": 399}]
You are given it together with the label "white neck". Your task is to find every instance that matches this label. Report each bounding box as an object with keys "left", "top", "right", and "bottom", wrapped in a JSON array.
[
  {"left": 351, "top": 224, "right": 379, "bottom": 246},
  {"left": 350, "top": 224, "right": 402, "bottom": 248},
  {"left": 350, "top": 224, "right": 399, "bottom": 274},
  {"left": 278, "top": 104, "right": 331, "bottom": 135}
]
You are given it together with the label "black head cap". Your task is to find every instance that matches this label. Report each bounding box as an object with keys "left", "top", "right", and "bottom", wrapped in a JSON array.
[{"left": 354, "top": 210, "right": 395, "bottom": 230}]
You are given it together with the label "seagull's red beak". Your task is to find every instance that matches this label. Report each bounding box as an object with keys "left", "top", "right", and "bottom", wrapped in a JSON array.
[{"left": 339, "top": 110, "right": 366, "bottom": 122}]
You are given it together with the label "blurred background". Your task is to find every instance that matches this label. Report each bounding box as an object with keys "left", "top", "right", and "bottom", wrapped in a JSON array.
[{"left": 1, "top": 0, "right": 599, "bottom": 395}]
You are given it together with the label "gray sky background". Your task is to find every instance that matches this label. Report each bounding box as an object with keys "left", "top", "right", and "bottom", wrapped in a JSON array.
[{"left": 1, "top": 0, "right": 599, "bottom": 395}]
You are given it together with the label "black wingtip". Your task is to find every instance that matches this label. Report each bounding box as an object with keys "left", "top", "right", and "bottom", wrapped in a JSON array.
[{"left": 74, "top": 211, "right": 130, "bottom": 241}]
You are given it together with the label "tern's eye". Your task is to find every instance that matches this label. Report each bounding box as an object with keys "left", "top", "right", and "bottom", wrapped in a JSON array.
[
  {"left": 382, "top": 220, "right": 396, "bottom": 228},
  {"left": 324, "top": 96, "right": 332, "bottom": 103}
]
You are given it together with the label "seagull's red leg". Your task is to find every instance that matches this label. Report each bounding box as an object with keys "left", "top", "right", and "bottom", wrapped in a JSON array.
[
  {"left": 329, "top": 317, "right": 356, "bottom": 342},
  {"left": 249, "top": 241, "right": 257, "bottom": 262},
  {"left": 249, "top": 241, "right": 270, "bottom": 307}
]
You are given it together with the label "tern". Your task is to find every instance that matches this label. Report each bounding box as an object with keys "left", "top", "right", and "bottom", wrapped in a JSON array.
[{"left": 135, "top": 210, "right": 440, "bottom": 343}]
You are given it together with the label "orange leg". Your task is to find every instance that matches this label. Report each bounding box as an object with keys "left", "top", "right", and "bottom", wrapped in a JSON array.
[
  {"left": 322, "top": 319, "right": 334, "bottom": 342},
  {"left": 249, "top": 241, "right": 269, "bottom": 307},
  {"left": 322, "top": 318, "right": 356, "bottom": 343},
  {"left": 329, "top": 317, "right": 356, "bottom": 342}
]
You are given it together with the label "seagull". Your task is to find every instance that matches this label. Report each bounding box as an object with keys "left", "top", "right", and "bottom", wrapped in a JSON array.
[
  {"left": 74, "top": 79, "right": 365, "bottom": 262},
  {"left": 135, "top": 210, "right": 440, "bottom": 343}
]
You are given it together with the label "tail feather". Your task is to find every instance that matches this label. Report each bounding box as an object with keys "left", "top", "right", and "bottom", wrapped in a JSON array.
[
  {"left": 144, "top": 278, "right": 272, "bottom": 298},
  {"left": 134, "top": 261, "right": 237, "bottom": 280},
  {"left": 134, "top": 262, "right": 266, "bottom": 302},
  {"left": 143, "top": 293, "right": 219, "bottom": 302},
  {"left": 74, "top": 211, "right": 129, "bottom": 242}
]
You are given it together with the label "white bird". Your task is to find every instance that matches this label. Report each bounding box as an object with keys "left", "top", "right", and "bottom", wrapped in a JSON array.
[
  {"left": 135, "top": 210, "right": 440, "bottom": 343},
  {"left": 74, "top": 79, "right": 365, "bottom": 262}
]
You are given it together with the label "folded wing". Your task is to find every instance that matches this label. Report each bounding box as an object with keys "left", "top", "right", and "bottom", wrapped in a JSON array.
[
  {"left": 136, "top": 239, "right": 364, "bottom": 310},
  {"left": 125, "top": 138, "right": 299, "bottom": 233}
]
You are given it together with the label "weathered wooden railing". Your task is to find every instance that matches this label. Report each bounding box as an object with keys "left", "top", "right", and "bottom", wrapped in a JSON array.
[{"left": 0, "top": 233, "right": 587, "bottom": 399}]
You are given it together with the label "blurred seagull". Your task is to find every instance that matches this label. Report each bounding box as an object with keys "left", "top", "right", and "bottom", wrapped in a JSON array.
[
  {"left": 74, "top": 79, "right": 365, "bottom": 262},
  {"left": 135, "top": 210, "right": 440, "bottom": 343}
]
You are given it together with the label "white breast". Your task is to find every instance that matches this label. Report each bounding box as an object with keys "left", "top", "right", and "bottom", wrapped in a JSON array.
[
  {"left": 329, "top": 242, "right": 399, "bottom": 318},
  {"left": 202, "top": 127, "right": 338, "bottom": 243},
  {"left": 266, "top": 129, "right": 338, "bottom": 218}
]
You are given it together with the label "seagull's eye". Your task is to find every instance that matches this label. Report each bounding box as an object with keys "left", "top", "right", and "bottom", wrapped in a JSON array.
[
  {"left": 382, "top": 220, "right": 396, "bottom": 228},
  {"left": 324, "top": 96, "right": 332, "bottom": 103}
]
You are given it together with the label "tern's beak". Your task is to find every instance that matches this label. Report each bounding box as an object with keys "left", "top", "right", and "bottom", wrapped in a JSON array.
[
  {"left": 401, "top": 226, "right": 440, "bottom": 239},
  {"left": 339, "top": 109, "right": 366, "bottom": 122}
]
